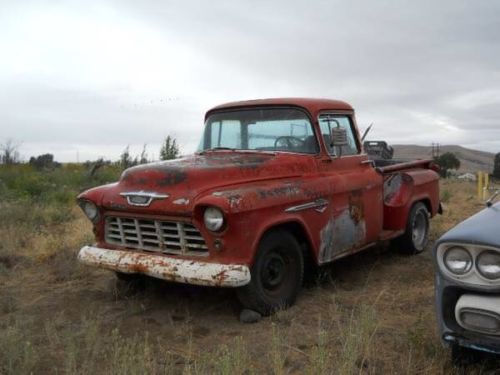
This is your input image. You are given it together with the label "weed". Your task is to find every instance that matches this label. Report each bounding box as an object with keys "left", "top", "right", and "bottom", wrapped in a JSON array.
[
  {"left": 212, "top": 337, "right": 252, "bottom": 375},
  {"left": 307, "top": 328, "right": 329, "bottom": 375},
  {"left": 337, "top": 304, "right": 378, "bottom": 374},
  {"left": 441, "top": 189, "right": 452, "bottom": 203},
  {"left": 270, "top": 323, "right": 288, "bottom": 375},
  {"left": 271, "top": 306, "right": 295, "bottom": 327}
]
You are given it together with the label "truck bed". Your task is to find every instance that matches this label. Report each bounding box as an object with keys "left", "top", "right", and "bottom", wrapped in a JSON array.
[{"left": 373, "top": 158, "right": 437, "bottom": 173}]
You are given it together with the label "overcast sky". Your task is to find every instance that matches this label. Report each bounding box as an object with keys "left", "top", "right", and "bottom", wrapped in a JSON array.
[{"left": 1, "top": 0, "right": 500, "bottom": 162}]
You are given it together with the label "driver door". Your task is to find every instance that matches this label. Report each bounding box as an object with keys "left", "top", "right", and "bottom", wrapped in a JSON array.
[{"left": 315, "top": 112, "right": 383, "bottom": 263}]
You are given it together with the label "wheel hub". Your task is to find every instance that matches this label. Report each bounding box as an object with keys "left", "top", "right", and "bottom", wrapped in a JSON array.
[
  {"left": 262, "top": 254, "right": 286, "bottom": 289},
  {"left": 412, "top": 210, "right": 427, "bottom": 249}
]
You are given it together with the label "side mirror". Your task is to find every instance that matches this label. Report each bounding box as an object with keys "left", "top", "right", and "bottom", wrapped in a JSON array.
[{"left": 330, "top": 127, "right": 348, "bottom": 147}]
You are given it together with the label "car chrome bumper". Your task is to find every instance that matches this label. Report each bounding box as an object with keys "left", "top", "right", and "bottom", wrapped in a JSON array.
[{"left": 78, "top": 245, "right": 251, "bottom": 287}]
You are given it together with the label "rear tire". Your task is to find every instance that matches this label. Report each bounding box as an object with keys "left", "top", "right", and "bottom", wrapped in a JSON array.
[
  {"left": 237, "top": 229, "right": 304, "bottom": 316},
  {"left": 396, "top": 202, "right": 430, "bottom": 255}
]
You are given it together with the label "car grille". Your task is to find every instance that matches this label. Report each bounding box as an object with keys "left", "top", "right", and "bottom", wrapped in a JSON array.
[{"left": 105, "top": 216, "right": 208, "bottom": 256}]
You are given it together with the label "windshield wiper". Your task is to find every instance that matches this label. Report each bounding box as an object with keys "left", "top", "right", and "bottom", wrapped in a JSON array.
[
  {"left": 198, "top": 147, "right": 236, "bottom": 155},
  {"left": 198, "top": 147, "right": 277, "bottom": 156}
]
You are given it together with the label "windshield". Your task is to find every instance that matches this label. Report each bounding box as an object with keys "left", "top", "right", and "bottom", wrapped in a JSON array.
[{"left": 197, "top": 108, "right": 318, "bottom": 154}]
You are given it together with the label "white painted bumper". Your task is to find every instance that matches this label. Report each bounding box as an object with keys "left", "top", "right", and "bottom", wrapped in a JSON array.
[{"left": 78, "top": 245, "right": 251, "bottom": 287}]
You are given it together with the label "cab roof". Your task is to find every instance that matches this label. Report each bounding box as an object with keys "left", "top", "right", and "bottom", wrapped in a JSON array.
[{"left": 206, "top": 98, "right": 354, "bottom": 118}]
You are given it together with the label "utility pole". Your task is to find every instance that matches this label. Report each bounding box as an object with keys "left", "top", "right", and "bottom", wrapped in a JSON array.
[{"left": 431, "top": 142, "right": 441, "bottom": 158}]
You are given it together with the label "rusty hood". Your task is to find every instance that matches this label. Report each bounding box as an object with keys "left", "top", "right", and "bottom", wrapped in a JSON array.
[{"left": 97, "top": 151, "right": 317, "bottom": 214}]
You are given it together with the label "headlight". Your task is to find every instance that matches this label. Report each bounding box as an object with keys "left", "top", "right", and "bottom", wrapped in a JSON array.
[
  {"left": 203, "top": 207, "right": 224, "bottom": 232},
  {"left": 79, "top": 200, "right": 99, "bottom": 222},
  {"left": 477, "top": 251, "right": 500, "bottom": 280},
  {"left": 444, "top": 246, "right": 473, "bottom": 275}
]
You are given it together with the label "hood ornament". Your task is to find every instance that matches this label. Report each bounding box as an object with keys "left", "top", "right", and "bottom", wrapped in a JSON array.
[{"left": 120, "top": 191, "right": 169, "bottom": 207}]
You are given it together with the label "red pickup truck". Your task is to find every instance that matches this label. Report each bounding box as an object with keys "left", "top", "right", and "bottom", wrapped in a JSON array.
[{"left": 77, "top": 98, "right": 440, "bottom": 315}]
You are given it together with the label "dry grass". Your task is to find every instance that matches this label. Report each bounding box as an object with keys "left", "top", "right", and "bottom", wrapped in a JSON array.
[{"left": 1, "top": 174, "right": 499, "bottom": 374}]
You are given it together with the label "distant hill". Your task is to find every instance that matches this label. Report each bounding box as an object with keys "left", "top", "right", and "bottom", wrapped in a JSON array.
[{"left": 392, "top": 145, "right": 494, "bottom": 173}]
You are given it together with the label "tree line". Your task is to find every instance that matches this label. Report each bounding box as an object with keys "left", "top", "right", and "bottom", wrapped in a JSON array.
[
  {"left": 433, "top": 151, "right": 500, "bottom": 180},
  {"left": 3, "top": 137, "right": 500, "bottom": 180},
  {"left": 0, "top": 136, "right": 180, "bottom": 171}
]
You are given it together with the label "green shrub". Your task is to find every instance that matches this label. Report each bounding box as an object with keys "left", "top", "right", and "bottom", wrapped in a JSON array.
[{"left": 0, "top": 163, "right": 120, "bottom": 206}]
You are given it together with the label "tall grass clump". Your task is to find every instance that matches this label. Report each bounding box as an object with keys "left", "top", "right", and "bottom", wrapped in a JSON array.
[
  {"left": 305, "top": 303, "right": 379, "bottom": 374},
  {"left": 211, "top": 337, "right": 253, "bottom": 375},
  {"left": 337, "top": 304, "right": 378, "bottom": 373},
  {"left": 269, "top": 323, "right": 289, "bottom": 375},
  {"left": 0, "top": 319, "right": 38, "bottom": 375}
]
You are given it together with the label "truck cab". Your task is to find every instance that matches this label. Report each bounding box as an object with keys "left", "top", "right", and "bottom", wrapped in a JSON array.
[{"left": 77, "top": 98, "right": 440, "bottom": 314}]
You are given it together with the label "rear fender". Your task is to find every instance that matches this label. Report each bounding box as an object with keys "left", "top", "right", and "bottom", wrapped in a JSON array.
[{"left": 383, "top": 169, "right": 439, "bottom": 230}]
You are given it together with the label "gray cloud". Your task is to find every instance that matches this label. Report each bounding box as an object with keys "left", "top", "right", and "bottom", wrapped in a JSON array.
[{"left": 1, "top": 0, "right": 500, "bottom": 161}]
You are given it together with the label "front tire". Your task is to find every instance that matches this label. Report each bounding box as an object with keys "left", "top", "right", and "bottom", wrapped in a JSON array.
[
  {"left": 396, "top": 202, "right": 430, "bottom": 255},
  {"left": 237, "top": 229, "right": 304, "bottom": 315}
]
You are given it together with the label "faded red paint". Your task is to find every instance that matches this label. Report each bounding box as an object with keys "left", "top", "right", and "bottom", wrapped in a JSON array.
[{"left": 77, "top": 98, "right": 440, "bottom": 283}]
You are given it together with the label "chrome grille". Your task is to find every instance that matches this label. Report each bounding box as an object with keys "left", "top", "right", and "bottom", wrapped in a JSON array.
[{"left": 105, "top": 216, "right": 208, "bottom": 256}]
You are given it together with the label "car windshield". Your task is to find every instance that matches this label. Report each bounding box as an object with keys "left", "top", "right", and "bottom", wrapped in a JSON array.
[{"left": 197, "top": 108, "right": 318, "bottom": 154}]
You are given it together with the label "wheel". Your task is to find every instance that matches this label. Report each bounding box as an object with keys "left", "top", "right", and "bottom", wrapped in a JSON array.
[
  {"left": 237, "top": 230, "right": 304, "bottom": 315},
  {"left": 451, "top": 344, "right": 481, "bottom": 367},
  {"left": 396, "top": 202, "right": 429, "bottom": 255}
]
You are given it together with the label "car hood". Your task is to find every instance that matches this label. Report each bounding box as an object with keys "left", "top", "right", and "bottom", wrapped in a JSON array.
[
  {"left": 99, "top": 151, "right": 317, "bottom": 215},
  {"left": 437, "top": 201, "right": 500, "bottom": 248}
]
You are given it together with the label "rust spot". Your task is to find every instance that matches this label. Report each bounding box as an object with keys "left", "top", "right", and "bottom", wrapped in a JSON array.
[
  {"left": 349, "top": 190, "right": 364, "bottom": 224},
  {"left": 257, "top": 185, "right": 301, "bottom": 199},
  {"left": 157, "top": 168, "right": 188, "bottom": 187},
  {"left": 130, "top": 264, "right": 149, "bottom": 273}
]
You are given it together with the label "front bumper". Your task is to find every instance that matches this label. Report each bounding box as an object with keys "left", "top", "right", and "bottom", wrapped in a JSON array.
[
  {"left": 435, "top": 274, "right": 500, "bottom": 354},
  {"left": 78, "top": 245, "right": 251, "bottom": 287},
  {"left": 442, "top": 332, "right": 500, "bottom": 355}
]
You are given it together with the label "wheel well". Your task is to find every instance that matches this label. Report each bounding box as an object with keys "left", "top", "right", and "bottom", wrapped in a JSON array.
[
  {"left": 260, "top": 221, "right": 317, "bottom": 266},
  {"left": 418, "top": 198, "right": 432, "bottom": 215}
]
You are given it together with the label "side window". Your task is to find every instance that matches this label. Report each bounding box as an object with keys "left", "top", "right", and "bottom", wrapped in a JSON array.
[{"left": 318, "top": 115, "right": 359, "bottom": 156}]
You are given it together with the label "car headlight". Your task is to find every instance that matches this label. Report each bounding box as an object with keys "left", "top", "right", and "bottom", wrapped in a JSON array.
[
  {"left": 79, "top": 200, "right": 99, "bottom": 222},
  {"left": 203, "top": 207, "right": 224, "bottom": 232},
  {"left": 477, "top": 251, "right": 500, "bottom": 280},
  {"left": 444, "top": 246, "right": 473, "bottom": 275}
]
